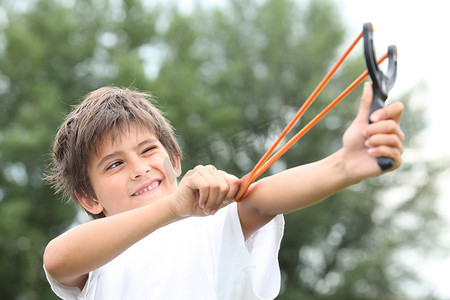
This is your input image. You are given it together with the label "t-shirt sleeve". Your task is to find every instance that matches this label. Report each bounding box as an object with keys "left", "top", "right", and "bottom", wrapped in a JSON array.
[
  {"left": 211, "top": 202, "right": 285, "bottom": 300},
  {"left": 244, "top": 212, "right": 285, "bottom": 298},
  {"left": 43, "top": 264, "right": 93, "bottom": 300}
]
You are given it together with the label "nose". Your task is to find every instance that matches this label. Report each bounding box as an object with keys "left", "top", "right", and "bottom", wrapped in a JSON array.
[{"left": 131, "top": 159, "right": 152, "bottom": 180}]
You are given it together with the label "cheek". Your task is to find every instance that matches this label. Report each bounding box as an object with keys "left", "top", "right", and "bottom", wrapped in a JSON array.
[{"left": 95, "top": 175, "right": 127, "bottom": 202}]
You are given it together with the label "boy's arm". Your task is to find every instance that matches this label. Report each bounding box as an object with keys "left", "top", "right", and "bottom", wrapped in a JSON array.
[
  {"left": 44, "top": 198, "right": 180, "bottom": 289},
  {"left": 44, "top": 165, "right": 239, "bottom": 289},
  {"left": 238, "top": 82, "right": 405, "bottom": 239}
]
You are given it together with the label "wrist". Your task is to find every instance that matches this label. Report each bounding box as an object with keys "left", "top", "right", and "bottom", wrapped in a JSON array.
[
  {"left": 328, "top": 149, "right": 362, "bottom": 186},
  {"left": 162, "top": 194, "right": 188, "bottom": 221}
]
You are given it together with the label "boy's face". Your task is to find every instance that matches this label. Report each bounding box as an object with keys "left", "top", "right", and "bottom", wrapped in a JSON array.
[{"left": 80, "top": 123, "right": 181, "bottom": 217}]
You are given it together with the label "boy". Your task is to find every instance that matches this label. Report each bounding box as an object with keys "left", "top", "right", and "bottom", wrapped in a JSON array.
[{"left": 43, "top": 83, "right": 404, "bottom": 299}]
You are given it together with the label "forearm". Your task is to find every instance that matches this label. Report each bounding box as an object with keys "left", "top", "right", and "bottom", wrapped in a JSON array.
[
  {"left": 245, "top": 149, "right": 359, "bottom": 215},
  {"left": 44, "top": 196, "right": 180, "bottom": 283}
]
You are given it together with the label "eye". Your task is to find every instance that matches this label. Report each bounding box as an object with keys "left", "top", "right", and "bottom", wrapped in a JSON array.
[
  {"left": 142, "top": 146, "right": 157, "bottom": 155},
  {"left": 106, "top": 161, "right": 122, "bottom": 170}
]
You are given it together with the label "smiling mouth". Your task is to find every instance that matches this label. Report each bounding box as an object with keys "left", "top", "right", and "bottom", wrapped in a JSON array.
[{"left": 132, "top": 180, "right": 161, "bottom": 196}]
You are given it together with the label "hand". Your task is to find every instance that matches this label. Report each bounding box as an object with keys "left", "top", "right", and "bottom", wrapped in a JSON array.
[
  {"left": 341, "top": 82, "right": 405, "bottom": 180},
  {"left": 171, "top": 165, "right": 240, "bottom": 217}
]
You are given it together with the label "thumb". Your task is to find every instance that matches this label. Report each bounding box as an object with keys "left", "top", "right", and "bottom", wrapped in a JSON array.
[{"left": 355, "top": 82, "right": 373, "bottom": 122}]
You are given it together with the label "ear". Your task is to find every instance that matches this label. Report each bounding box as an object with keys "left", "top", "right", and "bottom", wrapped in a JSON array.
[{"left": 75, "top": 190, "right": 104, "bottom": 215}]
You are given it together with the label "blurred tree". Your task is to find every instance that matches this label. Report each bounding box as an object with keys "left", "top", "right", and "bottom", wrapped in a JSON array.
[
  {"left": 0, "top": 0, "right": 445, "bottom": 299},
  {"left": 0, "top": 0, "right": 160, "bottom": 298}
]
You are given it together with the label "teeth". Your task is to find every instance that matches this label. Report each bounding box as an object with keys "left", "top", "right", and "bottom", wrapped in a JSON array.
[{"left": 134, "top": 181, "right": 160, "bottom": 196}]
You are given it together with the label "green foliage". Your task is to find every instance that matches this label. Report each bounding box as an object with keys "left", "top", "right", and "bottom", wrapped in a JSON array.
[{"left": 0, "top": 0, "right": 446, "bottom": 299}]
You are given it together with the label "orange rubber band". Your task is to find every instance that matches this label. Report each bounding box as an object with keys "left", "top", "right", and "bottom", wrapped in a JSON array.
[{"left": 236, "top": 30, "right": 388, "bottom": 201}]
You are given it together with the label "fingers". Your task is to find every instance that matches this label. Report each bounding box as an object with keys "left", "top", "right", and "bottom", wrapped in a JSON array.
[
  {"left": 370, "top": 101, "right": 404, "bottom": 123},
  {"left": 364, "top": 106, "right": 405, "bottom": 170},
  {"left": 354, "top": 82, "right": 374, "bottom": 123},
  {"left": 191, "top": 165, "right": 239, "bottom": 215},
  {"left": 354, "top": 81, "right": 404, "bottom": 170},
  {"left": 356, "top": 82, "right": 404, "bottom": 125},
  {"left": 364, "top": 119, "right": 405, "bottom": 142},
  {"left": 195, "top": 165, "right": 227, "bottom": 215},
  {"left": 365, "top": 133, "right": 403, "bottom": 158}
]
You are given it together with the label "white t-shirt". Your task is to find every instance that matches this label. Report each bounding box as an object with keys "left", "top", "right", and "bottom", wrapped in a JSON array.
[{"left": 45, "top": 202, "right": 285, "bottom": 300}]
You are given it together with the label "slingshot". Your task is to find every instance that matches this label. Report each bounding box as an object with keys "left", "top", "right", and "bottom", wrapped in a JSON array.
[
  {"left": 364, "top": 23, "right": 397, "bottom": 170},
  {"left": 236, "top": 22, "right": 398, "bottom": 201}
]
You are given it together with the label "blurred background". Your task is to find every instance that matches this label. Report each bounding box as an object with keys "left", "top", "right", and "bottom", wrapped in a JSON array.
[{"left": 0, "top": 0, "right": 448, "bottom": 299}]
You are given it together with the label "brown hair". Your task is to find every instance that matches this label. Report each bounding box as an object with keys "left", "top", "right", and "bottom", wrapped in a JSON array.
[{"left": 45, "top": 86, "right": 182, "bottom": 219}]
